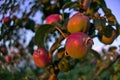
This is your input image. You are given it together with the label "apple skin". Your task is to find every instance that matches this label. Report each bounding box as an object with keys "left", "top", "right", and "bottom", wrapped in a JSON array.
[
  {"left": 98, "top": 29, "right": 117, "bottom": 44},
  {"left": 101, "top": 30, "right": 116, "bottom": 44},
  {"left": 65, "top": 32, "right": 94, "bottom": 59},
  {"left": 45, "top": 14, "right": 61, "bottom": 24},
  {"left": 33, "top": 48, "right": 51, "bottom": 68},
  {"left": 67, "top": 12, "right": 89, "bottom": 33},
  {"left": 5, "top": 55, "right": 13, "bottom": 63},
  {"left": 3, "top": 17, "right": 11, "bottom": 25}
]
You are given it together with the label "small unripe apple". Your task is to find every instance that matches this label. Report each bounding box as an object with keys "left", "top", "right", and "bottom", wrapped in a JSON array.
[
  {"left": 33, "top": 48, "right": 51, "bottom": 68},
  {"left": 65, "top": 32, "right": 94, "bottom": 59},
  {"left": 67, "top": 12, "right": 89, "bottom": 33},
  {"left": 45, "top": 14, "right": 61, "bottom": 24},
  {"left": 3, "top": 17, "right": 11, "bottom": 25}
]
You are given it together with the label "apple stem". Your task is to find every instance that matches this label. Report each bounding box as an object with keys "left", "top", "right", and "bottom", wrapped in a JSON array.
[
  {"left": 55, "top": 26, "right": 66, "bottom": 38},
  {"left": 51, "top": 22, "right": 66, "bottom": 38}
]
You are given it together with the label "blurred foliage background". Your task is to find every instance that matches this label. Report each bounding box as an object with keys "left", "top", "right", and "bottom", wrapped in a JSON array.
[{"left": 0, "top": 0, "right": 120, "bottom": 80}]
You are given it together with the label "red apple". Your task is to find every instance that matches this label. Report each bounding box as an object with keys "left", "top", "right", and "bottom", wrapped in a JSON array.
[
  {"left": 65, "top": 32, "right": 94, "bottom": 59},
  {"left": 45, "top": 14, "right": 61, "bottom": 24},
  {"left": 5, "top": 55, "right": 13, "bottom": 63},
  {"left": 3, "top": 17, "right": 11, "bottom": 25},
  {"left": 67, "top": 12, "right": 89, "bottom": 33},
  {"left": 33, "top": 48, "right": 51, "bottom": 68}
]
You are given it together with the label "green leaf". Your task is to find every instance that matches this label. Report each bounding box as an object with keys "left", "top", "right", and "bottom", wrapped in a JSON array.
[
  {"left": 62, "top": 1, "right": 79, "bottom": 11},
  {"left": 94, "top": 17, "right": 106, "bottom": 28},
  {"left": 58, "top": 56, "right": 75, "bottom": 73},
  {"left": 34, "top": 24, "right": 54, "bottom": 47},
  {"left": 102, "top": 7, "right": 117, "bottom": 25},
  {"left": 86, "top": 2, "right": 99, "bottom": 16},
  {"left": 90, "top": 49, "right": 101, "bottom": 60},
  {"left": 24, "top": 19, "right": 35, "bottom": 32},
  {"left": 94, "top": 0, "right": 107, "bottom": 7}
]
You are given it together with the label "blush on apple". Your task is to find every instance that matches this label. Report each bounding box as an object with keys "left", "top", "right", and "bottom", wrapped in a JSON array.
[
  {"left": 45, "top": 14, "right": 62, "bottom": 24},
  {"left": 33, "top": 48, "right": 51, "bottom": 68},
  {"left": 67, "top": 12, "right": 90, "bottom": 33},
  {"left": 5, "top": 55, "right": 13, "bottom": 63},
  {"left": 65, "top": 32, "right": 94, "bottom": 59},
  {"left": 3, "top": 17, "right": 11, "bottom": 25}
]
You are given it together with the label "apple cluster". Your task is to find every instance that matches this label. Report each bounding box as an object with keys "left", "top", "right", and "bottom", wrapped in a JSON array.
[
  {"left": 32, "top": 13, "right": 94, "bottom": 79},
  {"left": 33, "top": 10, "right": 118, "bottom": 79}
]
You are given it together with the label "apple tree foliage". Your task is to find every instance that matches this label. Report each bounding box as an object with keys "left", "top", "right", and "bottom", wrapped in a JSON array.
[{"left": 0, "top": 0, "right": 120, "bottom": 80}]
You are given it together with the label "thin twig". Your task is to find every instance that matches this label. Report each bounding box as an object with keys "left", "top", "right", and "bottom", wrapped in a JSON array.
[{"left": 55, "top": 26, "right": 66, "bottom": 38}]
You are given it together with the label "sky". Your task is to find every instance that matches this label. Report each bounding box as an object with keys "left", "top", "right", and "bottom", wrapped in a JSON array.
[
  {"left": 0, "top": 0, "right": 120, "bottom": 52},
  {"left": 24, "top": 0, "right": 120, "bottom": 52},
  {"left": 92, "top": 0, "right": 120, "bottom": 52}
]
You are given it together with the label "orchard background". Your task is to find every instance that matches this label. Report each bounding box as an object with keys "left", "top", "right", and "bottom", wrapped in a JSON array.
[{"left": 0, "top": 0, "right": 120, "bottom": 80}]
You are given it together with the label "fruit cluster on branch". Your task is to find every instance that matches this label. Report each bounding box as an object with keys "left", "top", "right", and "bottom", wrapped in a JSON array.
[
  {"left": 32, "top": 0, "right": 120, "bottom": 79},
  {"left": 0, "top": 0, "right": 120, "bottom": 80}
]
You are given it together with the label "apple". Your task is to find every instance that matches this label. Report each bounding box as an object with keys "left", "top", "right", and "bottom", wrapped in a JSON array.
[
  {"left": 67, "top": 12, "right": 90, "bottom": 33},
  {"left": 3, "top": 17, "right": 11, "bottom": 25},
  {"left": 5, "top": 55, "right": 13, "bottom": 63},
  {"left": 65, "top": 32, "right": 94, "bottom": 59},
  {"left": 98, "top": 27, "right": 117, "bottom": 44},
  {"left": 45, "top": 14, "right": 61, "bottom": 24},
  {"left": 33, "top": 48, "right": 51, "bottom": 68}
]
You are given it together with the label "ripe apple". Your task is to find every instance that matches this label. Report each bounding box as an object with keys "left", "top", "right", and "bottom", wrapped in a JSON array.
[
  {"left": 3, "top": 17, "right": 11, "bottom": 25},
  {"left": 65, "top": 32, "right": 94, "bottom": 59},
  {"left": 45, "top": 14, "right": 61, "bottom": 24},
  {"left": 67, "top": 12, "right": 90, "bottom": 33},
  {"left": 98, "top": 27, "right": 117, "bottom": 44},
  {"left": 33, "top": 48, "right": 51, "bottom": 68},
  {"left": 5, "top": 55, "right": 13, "bottom": 63}
]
